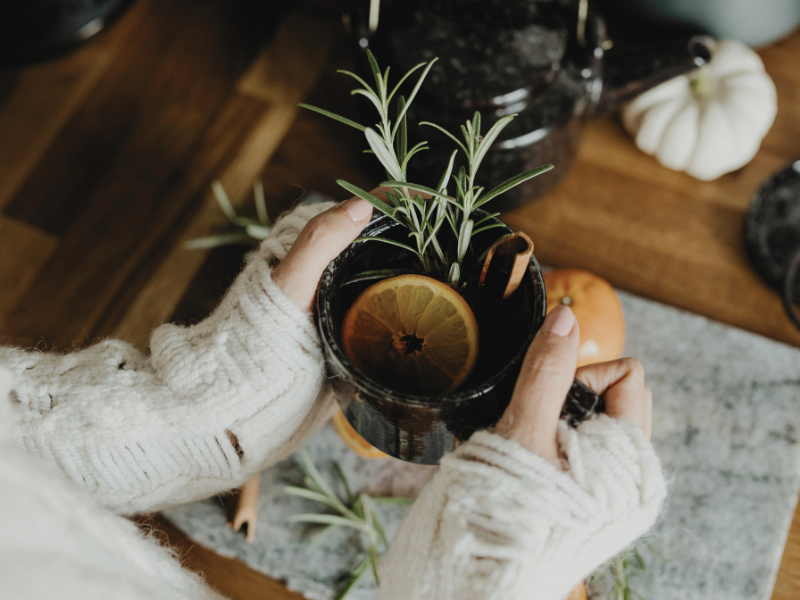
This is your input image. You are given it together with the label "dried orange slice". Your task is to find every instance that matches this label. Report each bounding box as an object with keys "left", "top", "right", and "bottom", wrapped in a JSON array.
[
  {"left": 341, "top": 274, "right": 479, "bottom": 395},
  {"left": 332, "top": 410, "right": 388, "bottom": 459}
]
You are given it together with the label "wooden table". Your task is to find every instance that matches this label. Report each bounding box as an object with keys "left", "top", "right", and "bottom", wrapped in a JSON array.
[{"left": 1, "top": 1, "right": 799, "bottom": 598}]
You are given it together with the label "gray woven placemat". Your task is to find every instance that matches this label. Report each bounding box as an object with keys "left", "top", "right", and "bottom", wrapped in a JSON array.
[{"left": 164, "top": 291, "right": 800, "bottom": 600}]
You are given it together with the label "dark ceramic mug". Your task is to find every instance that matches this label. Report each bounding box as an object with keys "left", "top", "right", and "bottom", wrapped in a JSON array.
[{"left": 316, "top": 212, "right": 603, "bottom": 464}]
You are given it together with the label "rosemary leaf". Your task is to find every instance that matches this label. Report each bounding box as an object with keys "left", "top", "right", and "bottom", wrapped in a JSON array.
[
  {"left": 388, "top": 61, "right": 425, "bottom": 101},
  {"left": 184, "top": 234, "right": 254, "bottom": 250},
  {"left": 337, "top": 180, "right": 396, "bottom": 218},
  {"left": 396, "top": 96, "right": 407, "bottom": 164},
  {"left": 284, "top": 486, "right": 342, "bottom": 511},
  {"left": 384, "top": 191, "right": 400, "bottom": 207},
  {"left": 457, "top": 219, "right": 474, "bottom": 260},
  {"left": 253, "top": 180, "right": 270, "bottom": 226},
  {"left": 300, "top": 450, "right": 355, "bottom": 519},
  {"left": 379, "top": 180, "right": 451, "bottom": 203},
  {"left": 458, "top": 167, "right": 468, "bottom": 196},
  {"left": 472, "top": 111, "right": 481, "bottom": 140},
  {"left": 473, "top": 211, "right": 501, "bottom": 227},
  {"left": 297, "top": 104, "right": 366, "bottom": 131},
  {"left": 633, "top": 547, "right": 647, "bottom": 571},
  {"left": 304, "top": 475, "right": 323, "bottom": 494},
  {"left": 420, "top": 121, "right": 468, "bottom": 155},
  {"left": 448, "top": 262, "right": 460, "bottom": 286},
  {"left": 353, "top": 236, "right": 418, "bottom": 255},
  {"left": 473, "top": 115, "right": 516, "bottom": 172},
  {"left": 212, "top": 180, "right": 238, "bottom": 222},
  {"left": 245, "top": 223, "right": 271, "bottom": 240},
  {"left": 364, "top": 128, "right": 403, "bottom": 181},
  {"left": 437, "top": 150, "right": 459, "bottom": 193},
  {"left": 341, "top": 268, "right": 416, "bottom": 286},
  {"left": 288, "top": 514, "right": 373, "bottom": 534},
  {"left": 335, "top": 70, "right": 376, "bottom": 98},
  {"left": 334, "top": 556, "right": 371, "bottom": 600},
  {"left": 444, "top": 207, "right": 460, "bottom": 237},
  {"left": 365, "top": 49, "right": 385, "bottom": 99},
  {"left": 473, "top": 164, "right": 554, "bottom": 209},
  {"left": 352, "top": 89, "right": 386, "bottom": 120},
  {"left": 369, "top": 543, "right": 381, "bottom": 585},
  {"left": 382, "top": 66, "right": 391, "bottom": 93},
  {"left": 460, "top": 124, "right": 470, "bottom": 152},
  {"left": 471, "top": 222, "right": 506, "bottom": 236},
  {"left": 391, "top": 57, "right": 438, "bottom": 140},
  {"left": 401, "top": 143, "right": 429, "bottom": 173}
]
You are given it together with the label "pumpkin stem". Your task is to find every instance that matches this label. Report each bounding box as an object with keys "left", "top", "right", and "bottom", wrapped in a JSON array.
[{"left": 690, "top": 67, "right": 712, "bottom": 97}]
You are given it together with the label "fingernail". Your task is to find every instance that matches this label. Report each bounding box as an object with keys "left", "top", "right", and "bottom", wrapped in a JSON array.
[
  {"left": 338, "top": 198, "right": 373, "bottom": 222},
  {"left": 543, "top": 305, "right": 575, "bottom": 337}
]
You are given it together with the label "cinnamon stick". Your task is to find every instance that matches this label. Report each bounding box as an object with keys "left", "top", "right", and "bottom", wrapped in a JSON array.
[
  {"left": 478, "top": 232, "right": 534, "bottom": 299},
  {"left": 227, "top": 472, "right": 261, "bottom": 543}
]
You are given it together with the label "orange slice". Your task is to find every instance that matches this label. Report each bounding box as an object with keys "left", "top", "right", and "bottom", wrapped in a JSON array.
[
  {"left": 341, "top": 274, "right": 479, "bottom": 395},
  {"left": 332, "top": 410, "right": 388, "bottom": 459}
]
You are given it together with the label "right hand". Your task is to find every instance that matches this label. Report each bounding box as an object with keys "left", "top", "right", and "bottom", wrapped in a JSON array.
[{"left": 493, "top": 305, "right": 653, "bottom": 462}]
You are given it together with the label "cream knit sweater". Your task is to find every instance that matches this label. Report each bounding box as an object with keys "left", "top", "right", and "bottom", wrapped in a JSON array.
[{"left": 0, "top": 203, "right": 666, "bottom": 600}]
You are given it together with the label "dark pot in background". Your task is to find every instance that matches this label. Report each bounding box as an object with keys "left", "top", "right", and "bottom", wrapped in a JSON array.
[
  {"left": 0, "top": 0, "right": 136, "bottom": 66},
  {"left": 351, "top": 0, "right": 710, "bottom": 212},
  {"left": 316, "top": 212, "right": 547, "bottom": 464}
]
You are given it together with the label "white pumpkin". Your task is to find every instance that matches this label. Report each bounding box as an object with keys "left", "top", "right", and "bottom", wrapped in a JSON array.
[{"left": 621, "top": 39, "right": 777, "bottom": 181}]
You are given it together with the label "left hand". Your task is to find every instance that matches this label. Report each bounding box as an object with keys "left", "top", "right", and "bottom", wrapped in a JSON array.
[
  {"left": 494, "top": 305, "right": 653, "bottom": 462},
  {"left": 271, "top": 194, "right": 376, "bottom": 312}
]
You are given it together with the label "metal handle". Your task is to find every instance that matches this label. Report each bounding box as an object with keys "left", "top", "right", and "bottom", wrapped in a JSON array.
[{"left": 561, "top": 378, "right": 605, "bottom": 427}]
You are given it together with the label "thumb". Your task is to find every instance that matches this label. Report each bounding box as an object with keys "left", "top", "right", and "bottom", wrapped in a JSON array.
[
  {"left": 272, "top": 197, "right": 374, "bottom": 313},
  {"left": 494, "top": 305, "right": 580, "bottom": 461}
]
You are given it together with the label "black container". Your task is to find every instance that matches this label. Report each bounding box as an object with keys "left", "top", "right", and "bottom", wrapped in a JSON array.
[
  {"left": 0, "top": 0, "right": 136, "bottom": 66},
  {"left": 744, "top": 161, "right": 800, "bottom": 331},
  {"left": 353, "top": 0, "right": 710, "bottom": 211},
  {"left": 316, "top": 212, "right": 603, "bottom": 464}
]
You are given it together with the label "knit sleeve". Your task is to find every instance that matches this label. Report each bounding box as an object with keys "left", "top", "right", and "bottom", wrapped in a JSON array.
[
  {"left": 379, "top": 416, "right": 667, "bottom": 600},
  {"left": 0, "top": 201, "right": 338, "bottom": 516}
]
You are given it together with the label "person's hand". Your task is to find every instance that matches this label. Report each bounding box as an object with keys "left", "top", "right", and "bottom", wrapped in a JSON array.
[
  {"left": 493, "top": 305, "right": 652, "bottom": 462},
  {"left": 271, "top": 194, "right": 376, "bottom": 313}
]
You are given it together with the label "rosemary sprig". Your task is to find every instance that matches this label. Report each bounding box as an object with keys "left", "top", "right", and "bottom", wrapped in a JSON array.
[
  {"left": 285, "top": 449, "right": 413, "bottom": 600},
  {"left": 300, "top": 52, "right": 553, "bottom": 288},
  {"left": 591, "top": 542, "right": 658, "bottom": 600},
  {"left": 302, "top": 50, "right": 447, "bottom": 273},
  {"left": 185, "top": 180, "right": 272, "bottom": 250}
]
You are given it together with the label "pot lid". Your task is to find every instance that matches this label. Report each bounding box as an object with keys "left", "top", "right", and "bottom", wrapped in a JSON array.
[
  {"left": 744, "top": 160, "right": 800, "bottom": 330},
  {"left": 379, "top": 0, "right": 569, "bottom": 110}
]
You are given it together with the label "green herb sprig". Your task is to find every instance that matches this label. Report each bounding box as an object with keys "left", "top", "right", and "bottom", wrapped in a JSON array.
[
  {"left": 300, "top": 50, "right": 553, "bottom": 287},
  {"left": 591, "top": 542, "right": 662, "bottom": 600},
  {"left": 300, "top": 52, "right": 444, "bottom": 273},
  {"left": 185, "top": 180, "right": 272, "bottom": 250},
  {"left": 285, "top": 449, "right": 413, "bottom": 600}
]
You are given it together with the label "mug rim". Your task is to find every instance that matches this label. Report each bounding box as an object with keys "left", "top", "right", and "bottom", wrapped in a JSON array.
[{"left": 315, "top": 211, "right": 547, "bottom": 409}]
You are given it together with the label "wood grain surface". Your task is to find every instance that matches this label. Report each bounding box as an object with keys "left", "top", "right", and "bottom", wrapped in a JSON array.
[{"left": 1, "top": 1, "right": 800, "bottom": 598}]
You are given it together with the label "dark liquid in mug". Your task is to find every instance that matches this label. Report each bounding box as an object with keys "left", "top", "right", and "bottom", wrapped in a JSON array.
[{"left": 331, "top": 222, "right": 535, "bottom": 396}]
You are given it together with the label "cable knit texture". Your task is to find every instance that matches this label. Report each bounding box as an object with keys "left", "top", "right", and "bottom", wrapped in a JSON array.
[
  {"left": 0, "top": 200, "right": 667, "bottom": 600},
  {"left": 380, "top": 417, "right": 666, "bottom": 600},
  {"left": 0, "top": 201, "right": 336, "bottom": 515},
  {"left": 0, "top": 366, "right": 226, "bottom": 600}
]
